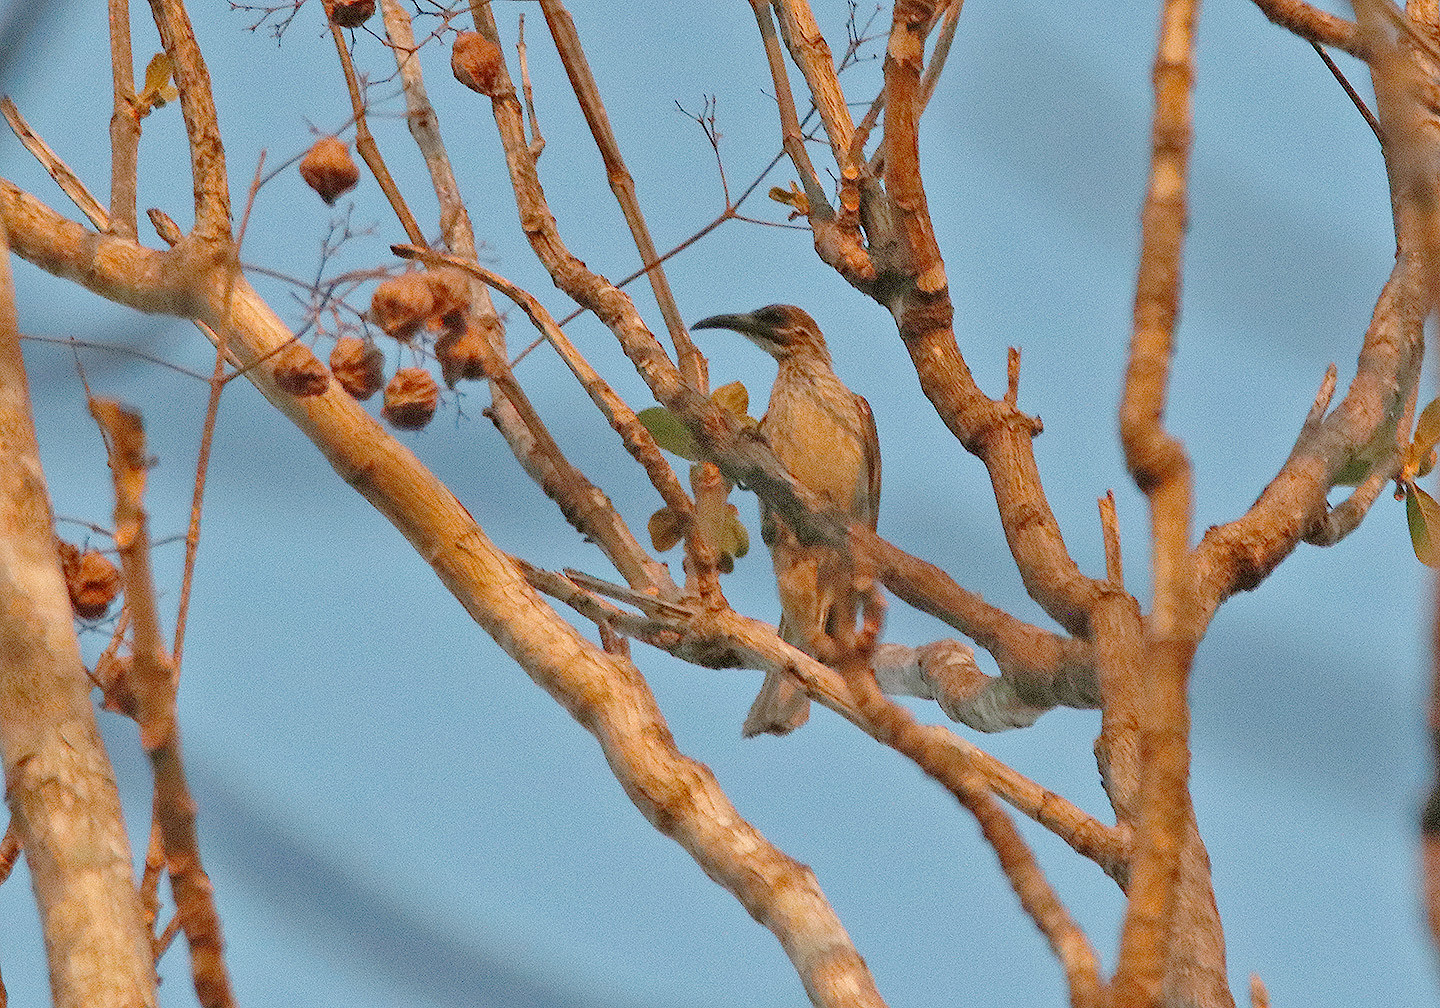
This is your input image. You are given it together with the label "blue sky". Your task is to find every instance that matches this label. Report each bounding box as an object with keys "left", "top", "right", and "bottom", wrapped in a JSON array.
[{"left": 1, "top": 1, "right": 1437, "bottom": 1005}]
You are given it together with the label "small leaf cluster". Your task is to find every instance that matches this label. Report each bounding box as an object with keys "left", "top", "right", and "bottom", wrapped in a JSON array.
[
  {"left": 1401, "top": 398, "right": 1440, "bottom": 566},
  {"left": 638, "top": 382, "right": 756, "bottom": 572}
]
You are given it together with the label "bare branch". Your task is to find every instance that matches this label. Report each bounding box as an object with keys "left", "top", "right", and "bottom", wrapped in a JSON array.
[
  {"left": 397, "top": 247, "right": 694, "bottom": 547},
  {"left": 381, "top": 4, "right": 676, "bottom": 597},
  {"left": 1, "top": 98, "right": 112, "bottom": 231},
  {"left": 148, "top": 0, "right": 231, "bottom": 240},
  {"left": 772, "top": 0, "right": 859, "bottom": 170},
  {"left": 1113, "top": 0, "right": 1202, "bottom": 999},
  {"left": 109, "top": 0, "right": 140, "bottom": 237},
  {"left": 516, "top": 14, "right": 545, "bottom": 157},
  {"left": 329, "top": 19, "right": 426, "bottom": 245},
  {"left": 1099, "top": 491, "right": 1123, "bottom": 587},
  {"left": 1310, "top": 41, "right": 1381, "bottom": 142},
  {"left": 90, "top": 400, "right": 236, "bottom": 1008},
  {"left": 539, "top": 0, "right": 707, "bottom": 389},
  {"left": 1250, "top": 0, "right": 1364, "bottom": 58},
  {"left": 0, "top": 201, "right": 156, "bottom": 1008}
]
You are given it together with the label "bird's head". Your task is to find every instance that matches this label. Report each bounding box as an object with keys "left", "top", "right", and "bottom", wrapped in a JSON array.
[{"left": 690, "top": 304, "right": 830, "bottom": 363}]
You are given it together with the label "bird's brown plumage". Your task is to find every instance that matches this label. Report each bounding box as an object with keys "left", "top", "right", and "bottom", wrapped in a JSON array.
[{"left": 691, "top": 305, "right": 880, "bottom": 736}]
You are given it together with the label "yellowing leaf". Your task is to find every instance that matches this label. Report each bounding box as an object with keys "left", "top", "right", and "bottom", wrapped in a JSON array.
[
  {"left": 1416, "top": 398, "right": 1440, "bottom": 457},
  {"left": 768, "top": 181, "right": 808, "bottom": 219},
  {"left": 137, "top": 52, "right": 178, "bottom": 116},
  {"left": 1406, "top": 483, "right": 1440, "bottom": 568},
  {"left": 721, "top": 504, "right": 749, "bottom": 560},
  {"left": 637, "top": 406, "right": 700, "bottom": 461},
  {"left": 647, "top": 507, "right": 685, "bottom": 552},
  {"left": 711, "top": 380, "right": 748, "bottom": 414},
  {"left": 1419, "top": 448, "right": 1437, "bottom": 480},
  {"left": 711, "top": 380, "right": 749, "bottom": 417},
  {"left": 143, "top": 52, "right": 173, "bottom": 95}
]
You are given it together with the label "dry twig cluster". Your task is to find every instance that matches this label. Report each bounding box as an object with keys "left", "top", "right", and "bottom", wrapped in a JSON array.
[{"left": 0, "top": 1, "right": 1437, "bottom": 1007}]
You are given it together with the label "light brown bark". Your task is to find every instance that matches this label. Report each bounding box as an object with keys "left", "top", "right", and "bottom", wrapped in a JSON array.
[{"left": 0, "top": 213, "right": 155, "bottom": 1008}]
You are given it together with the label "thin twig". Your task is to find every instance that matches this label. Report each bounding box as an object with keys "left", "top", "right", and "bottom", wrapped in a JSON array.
[
  {"left": 1310, "top": 41, "right": 1382, "bottom": 142},
  {"left": 172, "top": 321, "right": 228, "bottom": 671},
  {"left": 20, "top": 334, "right": 211, "bottom": 382},
  {"left": 516, "top": 13, "right": 545, "bottom": 158},
  {"left": 1099, "top": 491, "right": 1124, "bottom": 587},
  {"left": 918, "top": 0, "right": 964, "bottom": 112},
  {"left": 329, "top": 19, "right": 426, "bottom": 244},
  {"left": 109, "top": 0, "right": 140, "bottom": 237},
  {"left": 1, "top": 98, "right": 111, "bottom": 231}
]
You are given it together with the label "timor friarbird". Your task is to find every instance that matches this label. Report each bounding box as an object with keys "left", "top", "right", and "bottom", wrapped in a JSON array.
[{"left": 691, "top": 305, "right": 881, "bottom": 736}]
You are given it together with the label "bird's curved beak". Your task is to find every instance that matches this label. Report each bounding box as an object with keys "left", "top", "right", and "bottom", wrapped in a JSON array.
[
  {"left": 690, "top": 311, "right": 754, "bottom": 334},
  {"left": 690, "top": 311, "right": 779, "bottom": 354}
]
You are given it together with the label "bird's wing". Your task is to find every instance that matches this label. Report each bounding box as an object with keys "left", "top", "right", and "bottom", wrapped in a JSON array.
[{"left": 856, "top": 392, "right": 881, "bottom": 531}]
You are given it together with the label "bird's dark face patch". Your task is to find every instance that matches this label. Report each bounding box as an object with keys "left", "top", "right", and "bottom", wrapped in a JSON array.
[{"left": 689, "top": 304, "right": 826, "bottom": 361}]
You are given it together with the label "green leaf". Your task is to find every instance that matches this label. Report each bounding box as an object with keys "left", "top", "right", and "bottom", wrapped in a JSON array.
[
  {"left": 637, "top": 406, "right": 699, "bottom": 461},
  {"left": 1406, "top": 484, "right": 1440, "bottom": 568}
]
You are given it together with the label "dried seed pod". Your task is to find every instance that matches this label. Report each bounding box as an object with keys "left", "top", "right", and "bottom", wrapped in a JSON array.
[
  {"left": 452, "top": 31, "right": 507, "bottom": 96},
  {"left": 435, "top": 320, "right": 490, "bottom": 387},
  {"left": 68, "top": 549, "right": 121, "bottom": 619},
  {"left": 298, "top": 136, "right": 359, "bottom": 205},
  {"left": 381, "top": 367, "right": 440, "bottom": 430},
  {"left": 425, "top": 268, "right": 472, "bottom": 327},
  {"left": 369, "top": 273, "right": 435, "bottom": 341},
  {"left": 273, "top": 343, "right": 330, "bottom": 397},
  {"left": 329, "top": 337, "right": 386, "bottom": 400},
  {"left": 325, "top": 0, "right": 374, "bottom": 28}
]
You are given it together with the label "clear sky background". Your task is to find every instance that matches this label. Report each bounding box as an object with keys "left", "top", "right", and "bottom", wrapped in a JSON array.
[{"left": 1, "top": 1, "right": 1437, "bottom": 1006}]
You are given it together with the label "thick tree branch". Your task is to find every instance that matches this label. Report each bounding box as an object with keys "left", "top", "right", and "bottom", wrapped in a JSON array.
[
  {"left": 2, "top": 174, "right": 886, "bottom": 1008},
  {"left": 1113, "top": 0, "right": 1204, "bottom": 999},
  {"left": 0, "top": 207, "right": 156, "bottom": 1008},
  {"left": 379, "top": 1, "right": 677, "bottom": 598}
]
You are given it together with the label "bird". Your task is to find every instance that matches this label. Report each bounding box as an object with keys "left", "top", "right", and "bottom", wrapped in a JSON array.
[{"left": 690, "top": 305, "right": 881, "bottom": 736}]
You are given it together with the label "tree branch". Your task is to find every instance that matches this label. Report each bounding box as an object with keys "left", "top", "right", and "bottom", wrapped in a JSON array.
[
  {"left": 1250, "top": 0, "right": 1365, "bottom": 59},
  {"left": 539, "top": 0, "right": 707, "bottom": 389},
  {"left": 109, "top": 0, "right": 140, "bottom": 237},
  {"left": 147, "top": 0, "right": 231, "bottom": 240},
  {"left": 0, "top": 200, "right": 156, "bottom": 1008},
  {"left": 380, "top": 2, "right": 677, "bottom": 598},
  {"left": 90, "top": 400, "right": 236, "bottom": 1008},
  {"left": 1113, "top": 0, "right": 1203, "bottom": 1000}
]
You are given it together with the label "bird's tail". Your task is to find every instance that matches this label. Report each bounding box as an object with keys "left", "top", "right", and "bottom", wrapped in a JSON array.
[{"left": 741, "top": 612, "right": 812, "bottom": 737}]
